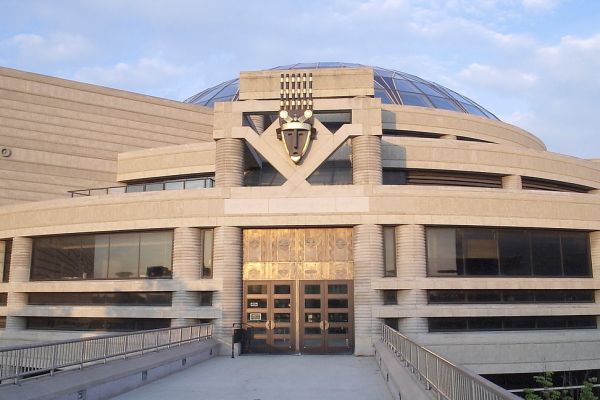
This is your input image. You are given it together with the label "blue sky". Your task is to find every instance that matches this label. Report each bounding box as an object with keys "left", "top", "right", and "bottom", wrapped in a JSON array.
[{"left": 1, "top": 0, "right": 599, "bottom": 158}]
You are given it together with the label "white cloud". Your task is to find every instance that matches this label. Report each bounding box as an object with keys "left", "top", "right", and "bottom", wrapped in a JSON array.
[
  {"left": 459, "top": 63, "right": 538, "bottom": 92},
  {"left": 1, "top": 33, "right": 92, "bottom": 64},
  {"left": 72, "top": 56, "right": 203, "bottom": 100}
]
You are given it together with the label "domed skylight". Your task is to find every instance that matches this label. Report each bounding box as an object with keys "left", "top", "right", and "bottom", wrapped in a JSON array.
[{"left": 185, "top": 62, "right": 497, "bottom": 120}]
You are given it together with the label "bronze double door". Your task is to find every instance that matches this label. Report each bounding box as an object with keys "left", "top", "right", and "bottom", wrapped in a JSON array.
[{"left": 243, "top": 279, "right": 354, "bottom": 354}]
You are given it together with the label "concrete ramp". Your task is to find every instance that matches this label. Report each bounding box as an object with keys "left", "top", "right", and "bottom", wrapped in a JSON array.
[
  {"left": 114, "top": 355, "right": 393, "bottom": 400},
  {"left": 0, "top": 339, "right": 218, "bottom": 400}
]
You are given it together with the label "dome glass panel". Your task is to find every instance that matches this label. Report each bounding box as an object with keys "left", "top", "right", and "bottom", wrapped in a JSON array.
[{"left": 184, "top": 62, "right": 498, "bottom": 120}]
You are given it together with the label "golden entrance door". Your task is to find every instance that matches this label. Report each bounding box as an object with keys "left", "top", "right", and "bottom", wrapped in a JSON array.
[
  {"left": 242, "top": 228, "right": 354, "bottom": 354},
  {"left": 243, "top": 281, "right": 295, "bottom": 354},
  {"left": 300, "top": 280, "right": 354, "bottom": 354}
]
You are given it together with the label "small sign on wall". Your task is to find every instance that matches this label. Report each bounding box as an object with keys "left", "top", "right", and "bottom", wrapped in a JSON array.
[{"left": 249, "top": 313, "right": 262, "bottom": 321}]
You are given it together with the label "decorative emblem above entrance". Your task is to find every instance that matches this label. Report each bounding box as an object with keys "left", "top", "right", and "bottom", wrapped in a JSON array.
[{"left": 277, "top": 73, "right": 316, "bottom": 163}]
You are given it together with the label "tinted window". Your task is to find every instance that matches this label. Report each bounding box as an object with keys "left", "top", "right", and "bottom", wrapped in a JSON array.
[
  {"left": 384, "top": 227, "right": 396, "bottom": 277},
  {"left": 561, "top": 232, "right": 590, "bottom": 276},
  {"left": 499, "top": 230, "right": 531, "bottom": 275},
  {"left": 531, "top": 231, "right": 562, "bottom": 276},
  {"left": 462, "top": 229, "right": 498, "bottom": 275}
]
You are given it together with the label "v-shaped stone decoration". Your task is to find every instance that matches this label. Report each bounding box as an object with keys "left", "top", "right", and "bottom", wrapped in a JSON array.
[{"left": 232, "top": 119, "right": 362, "bottom": 189}]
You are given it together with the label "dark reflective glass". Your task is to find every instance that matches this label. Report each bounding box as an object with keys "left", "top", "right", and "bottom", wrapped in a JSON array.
[
  {"left": 466, "top": 291, "right": 501, "bottom": 303},
  {"left": 244, "top": 163, "right": 286, "bottom": 187},
  {"left": 561, "top": 232, "right": 590, "bottom": 276},
  {"left": 393, "top": 79, "right": 419, "bottom": 92},
  {"left": 304, "top": 299, "right": 321, "bottom": 308},
  {"left": 400, "top": 92, "right": 432, "bottom": 107},
  {"left": 384, "top": 318, "right": 399, "bottom": 330},
  {"left": 328, "top": 313, "right": 349, "bottom": 323},
  {"left": 28, "top": 292, "right": 172, "bottom": 306},
  {"left": 427, "top": 227, "right": 591, "bottom": 278},
  {"left": 499, "top": 230, "right": 531, "bottom": 275},
  {"left": 185, "top": 64, "right": 498, "bottom": 120},
  {"left": 247, "top": 285, "right": 267, "bottom": 294},
  {"left": 382, "top": 169, "right": 407, "bottom": 185},
  {"left": 428, "top": 291, "right": 465, "bottom": 303},
  {"left": 383, "top": 290, "right": 397, "bottom": 305},
  {"left": 534, "top": 291, "right": 565, "bottom": 302},
  {"left": 503, "top": 317, "right": 536, "bottom": 330},
  {"left": 26, "top": 317, "right": 169, "bottom": 331},
  {"left": 468, "top": 318, "right": 503, "bottom": 331},
  {"left": 31, "top": 231, "right": 173, "bottom": 281},
  {"left": 384, "top": 227, "right": 396, "bottom": 277},
  {"left": 428, "top": 96, "right": 461, "bottom": 111},
  {"left": 531, "top": 231, "right": 562, "bottom": 275},
  {"left": 429, "top": 318, "right": 467, "bottom": 332},
  {"left": 328, "top": 284, "right": 348, "bottom": 294},
  {"left": 305, "top": 327, "right": 321, "bottom": 334},
  {"left": 304, "top": 285, "right": 320, "bottom": 294},
  {"left": 463, "top": 229, "right": 498, "bottom": 275},
  {"left": 503, "top": 291, "right": 535, "bottom": 303},
  {"left": 2, "top": 239, "right": 11, "bottom": 282},
  {"left": 273, "top": 327, "right": 290, "bottom": 335},
  {"left": 328, "top": 327, "right": 348, "bottom": 334},
  {"left": 274, "top": 313, "right": 290, "bottom": 322},
  {"left": 274, "top": 285, "right": 291, "bottom": 294},
  {"left": 0, "top": 293, "right": 7, "bottom": 306},
  {"left": 328, "top": 299, "right": 348, "bottom": 308},
  {"left": 274, "top": 299, "right": 291, "bottom": 308},
  {"left": 199, "top": 292, "right": 213, "bottom": 306}
]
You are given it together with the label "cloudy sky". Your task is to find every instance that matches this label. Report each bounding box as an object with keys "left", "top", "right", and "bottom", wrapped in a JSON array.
[{"left": 1, "top": 0, "right": 599, "bottom": 158}]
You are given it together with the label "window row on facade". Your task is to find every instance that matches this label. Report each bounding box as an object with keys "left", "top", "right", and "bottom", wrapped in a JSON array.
[
  {"left": 426, "top": 227, "right": 591, "bottom": 277},
  {"left": 26, "top": 291, "right": 213, "bottom": 306},
  {"left": 428, "top": 316, "right": 597, "bottom": 332},
  {"left": 29, "top": 229, "right": 213, "bottom": 281}
]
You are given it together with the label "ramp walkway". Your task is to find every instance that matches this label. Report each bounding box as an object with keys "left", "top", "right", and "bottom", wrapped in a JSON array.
[{"left": 114, "top": 354, "right": 394, "bottom": 400}]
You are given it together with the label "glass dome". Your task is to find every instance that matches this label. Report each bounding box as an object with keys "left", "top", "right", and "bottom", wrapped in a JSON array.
[{"left": 184, "top": 62, "right": 498, "bottom": 120}]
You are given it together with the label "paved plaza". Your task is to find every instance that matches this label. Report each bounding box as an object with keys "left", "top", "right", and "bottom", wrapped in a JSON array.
[{"left": 114, "top": 355, "right": 393, "bottom": 400}]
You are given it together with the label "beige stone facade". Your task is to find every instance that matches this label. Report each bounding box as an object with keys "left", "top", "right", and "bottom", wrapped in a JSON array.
[{"left": 0, "top": 65, "right": 599, "bottom": 374}]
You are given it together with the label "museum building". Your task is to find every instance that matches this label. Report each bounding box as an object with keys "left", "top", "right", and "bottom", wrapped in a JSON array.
[{"left": 0, "top": 63, "right": 599, "bottom": 376}]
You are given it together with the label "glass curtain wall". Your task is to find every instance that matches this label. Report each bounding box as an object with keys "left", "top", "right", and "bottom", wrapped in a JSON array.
[
  {"left": 31, "top": 231, "right": 173, "bottom": 280},
  {"left": 427, "top": 227, "right": 591, "bottom": 277}
]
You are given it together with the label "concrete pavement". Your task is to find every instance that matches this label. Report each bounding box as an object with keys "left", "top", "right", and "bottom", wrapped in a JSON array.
[{"left": 113, "top": 355, "right": 393, "bottom": 400}]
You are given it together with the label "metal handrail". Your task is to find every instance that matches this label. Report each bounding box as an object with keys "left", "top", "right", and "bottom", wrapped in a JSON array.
[
  {"left": 0, "top": 323, "right": 213, "bottom": 385},
  {"left": 68, "top": 177, "right": 215, "bottom": 197},
  {"left": 381, "top": 324, "right": 521, "bottom": 400}
]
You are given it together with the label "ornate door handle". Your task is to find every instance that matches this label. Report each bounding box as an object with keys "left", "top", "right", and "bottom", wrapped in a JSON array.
[
  {"left": 265, "top": 320, "right": 272, "bottom": 330},
  {"left": 319, "top": 320, "right": 325, "bottom": 330},
  {"left": 324, "top": 320, "right": 330, "bottom": 330}
]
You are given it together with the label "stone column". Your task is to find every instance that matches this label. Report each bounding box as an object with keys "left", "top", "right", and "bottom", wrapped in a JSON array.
[
  {"left": 502, "top": 175, "right": 522, "bottom": 190},
  {"left": 171, "top": 228, "right": 203, "bottom": 328},
  {"left": 212, "top": 226, "right": 242, "bottom": 353},
  {"left": 215, "top": 138, "right": 244, "bottom": 187},
  {"left": 248, "top": 114, "right": 265, "bottom": 134},
  {"left": 396, "top": 225, "right": 428, "bottom": 335},
  {"left": 353, "top": 224, "right": 383, "bottom": 355},
  {"left": 352, "top": 135, "right": 382, "bottom": 185},
  {"left": 6, "top": 237, "right": 32, "bottom": 330}
]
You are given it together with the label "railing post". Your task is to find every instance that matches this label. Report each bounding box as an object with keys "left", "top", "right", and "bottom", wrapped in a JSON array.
[
  {"left": 50, "top": 345, "right": 57, "bottom": 376},
  {"left": 123, "top": 335, "right": 129, "bottom": 359},
  {"left": 141, "top": 333, "right": 145, "bottom": 355},
  {"left": 103, "top": 338, "right": 108, "bottom": 364},
  {"left": 14, "top": 349, "right": 22, "bottom": 384},
  {"left": 168, "top": 327, "right": 172, "bottom": 349},
  {"left": 79, "top": 341, "right": 86, "bottom": 369}
]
